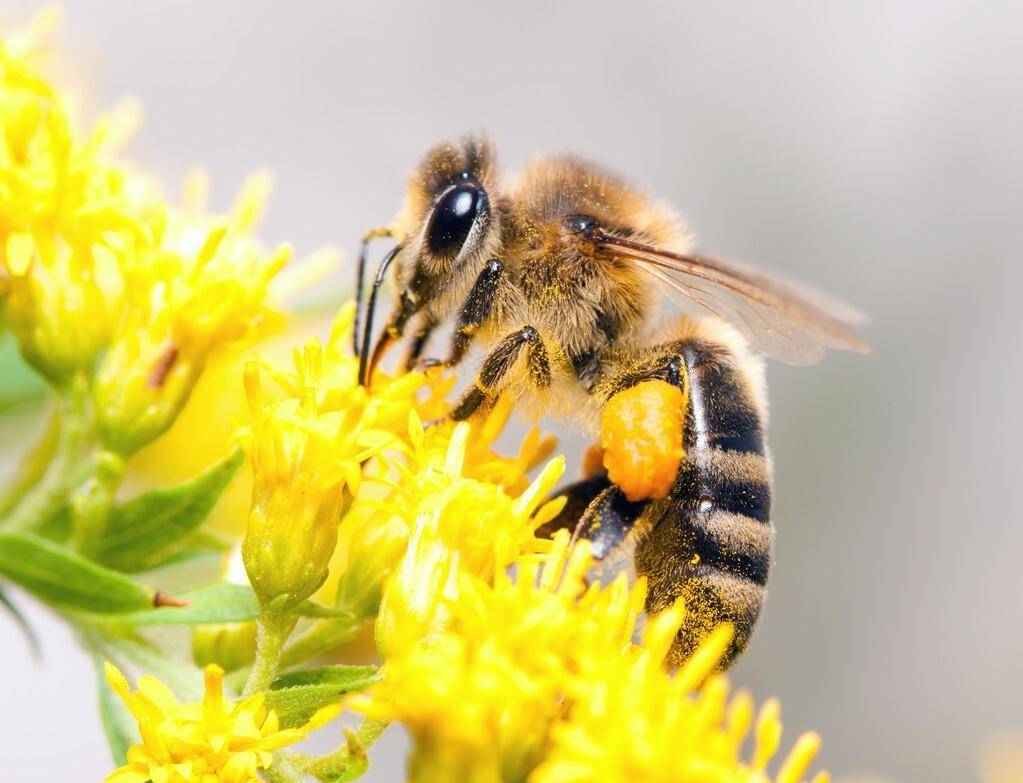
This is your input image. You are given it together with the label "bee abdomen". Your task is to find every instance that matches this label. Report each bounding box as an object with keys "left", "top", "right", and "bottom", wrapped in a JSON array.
[
  {"left": 641, "top": 338, "right": 773, "bottom": 667},
  {"left": 682, "top": 341, "right": 766, "bottom": 456},
  {"left": 689, "top": 506, "right": 772, "bottom": 586}
]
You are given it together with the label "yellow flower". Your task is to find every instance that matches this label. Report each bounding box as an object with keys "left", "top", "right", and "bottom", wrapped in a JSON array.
[
  {"left": 328, "top": 388, "right": 557, "bottom": 619},
  {"left": 373, "top": 414, "right": 565, "bottom": 657},
  {"left": 0, "top": 9, "right": 152, "bottom": 383},
  {"left": 356, "top": 532, "right": 643, "bottom": 782},
  {"left": 426, "top": 392, "right": 557, "bottom": 495},
  {"left": 93, "top": 171, "right": 290, "bottom": 455},
  {"left": 356, "top": 527, "right": 826, "bottom": 783},
  {"left": 105, "top": 662, "right": 340, "bottom": 783},
  {"left": 535, "top": 606, "right": 826, "bottom": 783},
  {"left": 393, "top": 414, "right": 564, "bottom": 579},
  {"left": 238, "top": 305, "right": 424, "bottom": 612}
]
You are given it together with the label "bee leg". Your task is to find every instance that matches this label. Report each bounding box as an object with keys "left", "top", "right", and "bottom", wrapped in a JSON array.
[
  {"left": 413, "top": 258, "right": 505, "bottom": 371},
  {"left": 600, "top": 354, "right": 687, "bottom": 399},
  {"left": 573, "top": 485, "right": 647, "bottom": 560},
  {"left": 535, "top": 473, "right": 610, "bottom": 540},
  {"left": 353, "top": 226, "right": 393, "bottom": 356},
  {"left": 449, "top": 325, "right": 550, "bottom": 420},
  {"left": 568, "top": 484, "right": 651, "bottom": 593},
  {"left": 402, "top": 317, "right": 438, "bottom": 372}
]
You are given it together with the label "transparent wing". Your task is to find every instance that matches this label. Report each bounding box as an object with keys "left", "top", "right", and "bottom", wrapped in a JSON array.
[{"left": 596, "top": 231, "right": 870, "bottom": 365}]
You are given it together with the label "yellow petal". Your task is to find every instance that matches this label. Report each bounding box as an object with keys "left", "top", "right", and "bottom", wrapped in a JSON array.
[
  {"left": 136, "top": 675, "right": 179, "bottom": 714},
  {"left": 776, "top": 732, "right": 821, "bottom": 783},
  {"left": 103, "top": 662, "right": 132, "bottom": 706},
  {"left": 105, "top": 764, "right": 149, "bottom": 783},
  {"left": 5, "top": 232, "right": 35, "bottom": 275}
]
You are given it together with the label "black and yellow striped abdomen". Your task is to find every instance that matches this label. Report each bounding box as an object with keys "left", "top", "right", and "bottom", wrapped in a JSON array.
[
  {"left": 543, "top": 328, "right": 773, "bottom": 669},
  {"left": 637, "top": 338, "right": 773, "bottom": 667}
]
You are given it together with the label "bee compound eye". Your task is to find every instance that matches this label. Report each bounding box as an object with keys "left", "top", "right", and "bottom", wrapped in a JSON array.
[{"left": 426, "top": 183, "right": 488, "bottom": 256}]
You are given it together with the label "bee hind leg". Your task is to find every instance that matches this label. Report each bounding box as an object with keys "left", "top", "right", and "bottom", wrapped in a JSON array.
[{"left": 539, "top": 472, "right": 652, "bottom": 592}]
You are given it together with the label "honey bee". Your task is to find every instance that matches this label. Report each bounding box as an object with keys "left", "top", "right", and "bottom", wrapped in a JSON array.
[{"left": 354, "top": 136, "right": 868, "bottom": 667}]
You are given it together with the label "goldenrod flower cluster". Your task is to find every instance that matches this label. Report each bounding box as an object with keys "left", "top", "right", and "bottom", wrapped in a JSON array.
[
  {"left": 357, "top": 522, "right": 825, "bottom": 783},
  {"left": 0, "top": 8, "right": 304, "bottom": 457},
  {"left": 0, "top": 11, "right": 829, "bottom": 783},
  {"left": 238, "top": 304, "right": 426, "bottom": 612}
]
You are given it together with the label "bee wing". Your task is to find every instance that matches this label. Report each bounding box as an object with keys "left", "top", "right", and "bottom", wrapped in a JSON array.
[{"left": 596, "top": 232, "right": 871, "bottom": 365}]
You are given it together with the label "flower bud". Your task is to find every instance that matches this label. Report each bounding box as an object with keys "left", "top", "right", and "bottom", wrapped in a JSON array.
[
  {"left": 93, "top": 331, "right": 203, "bottom": 456},
  {"left": 2, "top": 239, "right": 123, "bottom": 385},
  {"left": 192, "top": 621, "right": 257, "bottom": 672},
  {"left": 333, "top": 503, "right": 409, "bottom": 620},
  {"left": 238, "top": 339, "right": 408, "bottom": 613},
  {"left": 92, "top": 220, "right": 288, "bottom": 456},
  {"left": 192, "top": 547, "right": 256, "bottom": 672}
]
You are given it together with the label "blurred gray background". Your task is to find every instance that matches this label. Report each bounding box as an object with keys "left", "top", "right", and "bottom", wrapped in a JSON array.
[{"left": 2, "top": 1, "right": 1022, "bottom": 781}]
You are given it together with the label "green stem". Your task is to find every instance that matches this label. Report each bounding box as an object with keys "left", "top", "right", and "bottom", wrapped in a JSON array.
[
  {"left": 243, "top": 609, "right": 297, "bottom": 696},
  {"left": 0, "top": 402, "right": 60, "bottom": 516},
  {"left": 72, "top": 449, "right": 127, "bottom": 556},
  {"left": 2, "top": 374, "right": 94, "bottom": 533},
  {"left": 224, "top": 613, "right": 365, "bottom": 695}
]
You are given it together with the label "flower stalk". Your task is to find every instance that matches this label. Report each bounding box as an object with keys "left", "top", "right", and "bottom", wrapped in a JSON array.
[
  {"left": 2, "top": 373, "right": 94, "bottom": 532},
  {"left": 70, "top": 449, "right": 127, "bottom": 555},
  {"left": 244, "top": 607, "right": 298, "bottom": 697}
]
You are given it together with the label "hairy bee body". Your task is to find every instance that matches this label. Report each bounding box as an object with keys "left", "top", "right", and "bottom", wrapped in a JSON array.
[{"left": 357, "top": 136, "right": 864, "bottom": 668}]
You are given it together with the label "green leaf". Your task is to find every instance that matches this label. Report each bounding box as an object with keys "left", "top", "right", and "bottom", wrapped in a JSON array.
[
  {"left": 267, "top": 665, "right": 380, "bottom": 728},
  {"left": 0, "top": 585, "right": 40, "bottom": 659},
  {"left": 114, "top": 582, "right": 258, "bottom": 626},
  {"left": 93, "top": 655, "right": 136, "bottom": 764},
  {"left": 110, "top": 582, "right": 355, "bottom": 627},
  {"left": 36, "top": 503, "right": 71, "bottom": 542},
  {"left": 0, "top": 532, "right": 153, "bottom": 612},
  {"left": 305, "top": 718, "right": 388, "bottom": 782},
  {"left": 94, "top": 450, "right": 244, "bottom": 573},
  {"left": 140, "top": 546, "right": 222, "bottom": 572}
]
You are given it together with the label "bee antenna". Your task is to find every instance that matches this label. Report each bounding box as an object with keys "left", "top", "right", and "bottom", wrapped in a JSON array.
[
  {"left": 358, "top": 243, "right": 403, "bottom": 387},
  {"left": 353, "top": 228, "right": 393, "bottom": 356}
]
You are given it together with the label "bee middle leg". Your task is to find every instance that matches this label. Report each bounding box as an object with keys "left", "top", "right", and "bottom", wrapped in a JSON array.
[{"left": 448, "top": 324, "right": 550, "bottom": 421}]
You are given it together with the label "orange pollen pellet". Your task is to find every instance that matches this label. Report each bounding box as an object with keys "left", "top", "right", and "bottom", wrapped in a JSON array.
[{"left": 600, "top": 379, "right": 686, "bottom": 502}]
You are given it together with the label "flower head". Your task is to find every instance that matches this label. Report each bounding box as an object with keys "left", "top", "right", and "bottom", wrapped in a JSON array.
[
  {"left": 373, "top": 414, "right": 565, "bottom": 657},
  {"left": 92, "top": 172, "right": 290, "bottom": 455},
  {"left": 535, "top": 607, "right": 827, "bottom": 783},
  {"left": 0, "top": 9, "right": 152, "bottom": 383},
  {"left": 239, "top": 305, "right": 425, "bottom": 611},
  {"left": 356, "top": 526, "right": 826, "bottom": 783},
  {"left": 356, "top": 531, "right": 645, "bottom": 782},
  {"left": 104, "top": 662, "right": 340, "bottom": 783}
]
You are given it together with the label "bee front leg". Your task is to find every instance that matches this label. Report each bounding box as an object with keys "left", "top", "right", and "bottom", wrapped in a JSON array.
[
  {"left": 402, "top": 317, "right": 438, "bottom": 371},
  {"left": 448, "top": 325, "right": 550, "bottom": 421},
  {"left": 413, "top": 258, "right": 505, "bottom": 371}
]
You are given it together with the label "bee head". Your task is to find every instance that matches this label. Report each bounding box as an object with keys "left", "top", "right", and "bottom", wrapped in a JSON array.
[
  {"left": 356, "top": 136, "right": 504, "bottom": 387},
  {"left": 391, "top": 136, "right": 502, "bottom": 295}
]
